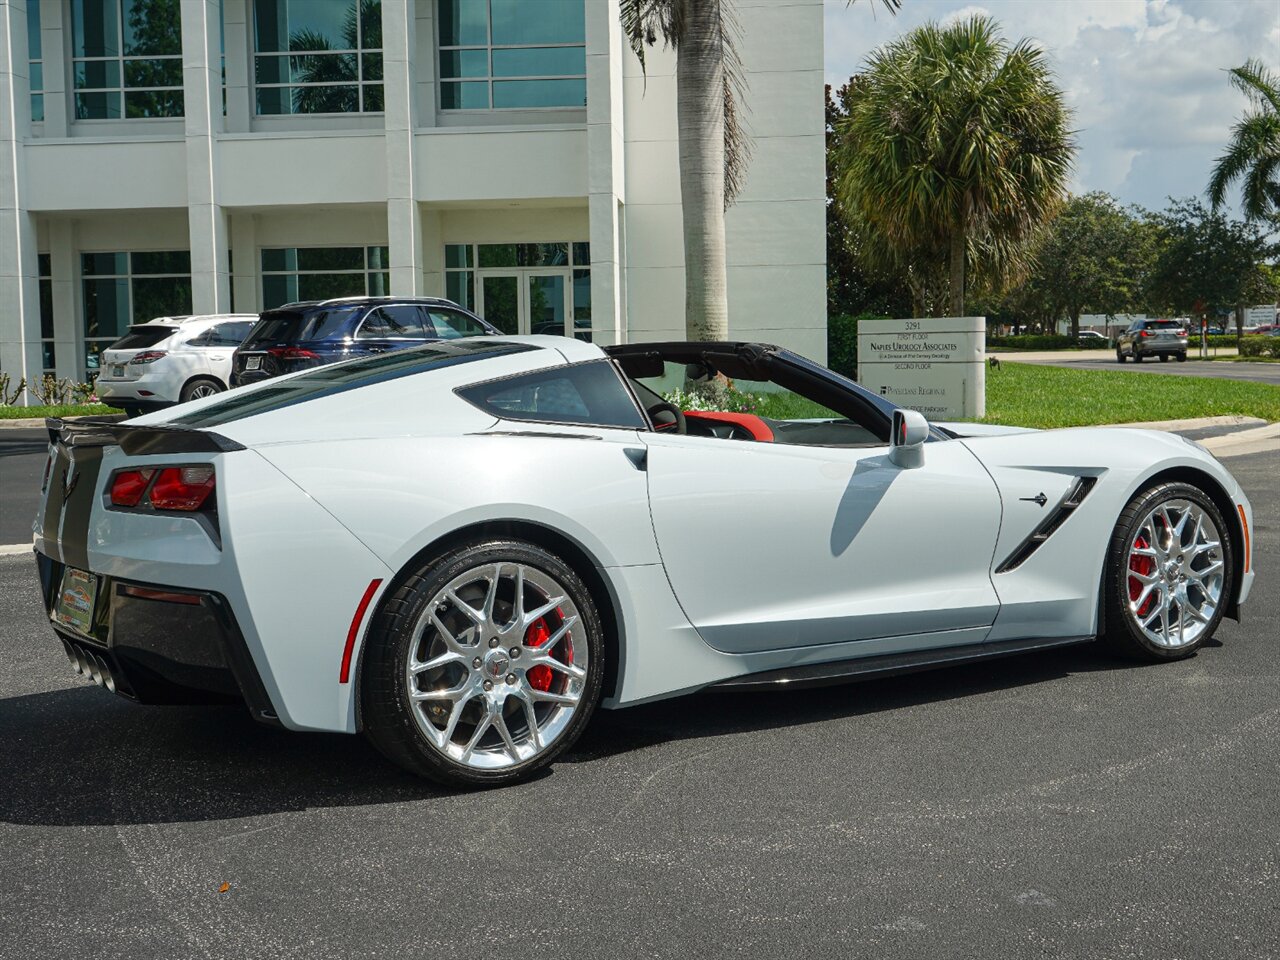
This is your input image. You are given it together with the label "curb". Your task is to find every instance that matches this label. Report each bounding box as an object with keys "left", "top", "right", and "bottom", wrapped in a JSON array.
[
  {"left": 0, "top": 544, "right": 32, "bottom": 557},
  {"left": 0, "top": 418, "right": 48, "bottom": 429}
]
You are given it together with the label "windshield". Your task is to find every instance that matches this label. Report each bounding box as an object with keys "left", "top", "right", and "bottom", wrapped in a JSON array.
[{"left": 1146, "top": 320, "right": 1185, "bottom": 331}]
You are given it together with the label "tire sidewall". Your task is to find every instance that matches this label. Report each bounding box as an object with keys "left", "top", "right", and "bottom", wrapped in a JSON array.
[
  {"left": 1105, "top": 482, "right": 1234, "bottom": 660},
  {"left": 362, "top": 539, "right": 605, "bottom": 786},
  {"left": 181, "top": 377, "right": 223, "bottom": 403}
]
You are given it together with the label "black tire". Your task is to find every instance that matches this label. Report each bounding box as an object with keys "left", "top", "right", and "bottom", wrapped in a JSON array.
[
  {"left": 1100, "top": 481, "right": 1234, "bottom": 662},
  {"left": 1159, "top": 353, "right": 1169, "bottom": 362},
  {"left": 1176, "top": 352, "right": 1187, "bottom": 362},
  {"left": 1116, "top": 348, "right": 1126, "bottom": 363},
  {"left": 180, "top": 377, "right": 225, "bottom": 403},
  {"left": 361, "top": 539, "right": 605, "bottom": 787},
  {"left": 1133, "top": 352, "right": 1144, "bottom": 363}
]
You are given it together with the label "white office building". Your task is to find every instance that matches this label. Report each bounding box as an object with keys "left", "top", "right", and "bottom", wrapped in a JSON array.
[{"left": 0, "top": 0, "right": 826, "bottom": 391}]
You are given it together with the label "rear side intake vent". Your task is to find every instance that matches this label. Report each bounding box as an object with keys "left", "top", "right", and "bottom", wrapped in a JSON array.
[{"left": 995, "top": 476, "right": 1097, "bottom": 574}]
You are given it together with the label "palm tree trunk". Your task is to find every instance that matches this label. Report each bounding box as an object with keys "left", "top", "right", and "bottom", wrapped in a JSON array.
[
  {"left": 948, "top": 228, "right": 965, "bottom": 316},
  {"left": 676, "top": 0, "right": 729, "bottom": 341}
]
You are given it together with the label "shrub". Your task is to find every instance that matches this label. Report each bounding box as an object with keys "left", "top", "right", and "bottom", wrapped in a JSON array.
[
  {"left": 827, "top": 313, "right": 865, "bottom": 377},
  {"left": 987, "top": 334, "right": 1111, "bottom": 350},
  {"left": 1238, "top": 335, "right": 1280, "bottom": 358},
  {"left": 664, "top": 380, "right": 760, "bottom": 414}
]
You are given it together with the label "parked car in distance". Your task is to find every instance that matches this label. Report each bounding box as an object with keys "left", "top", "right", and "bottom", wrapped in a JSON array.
[
  {"left": 1077, "top": 330, "right": 1110, "bottom": 345},
  {"left": 1115, "top": 319, "right": 1189, "bottom": 363},
  {"left": 95, "top": 314, "right": 259, "bottom": 416},
  {"left": 231, "top": 296, "right": 498, "bottom": 387}
]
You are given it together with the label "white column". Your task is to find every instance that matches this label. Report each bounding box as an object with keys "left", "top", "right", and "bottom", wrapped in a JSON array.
[
  {"left": 0, "top": 0, "right": 42, "bottom": 393},
  {"left": 49, "top": 219, "right": 79, "bottom": 382},
  {"left": 585, "top": 0, "right": 626, "bottom": 345},
  {"left": 181, "top": 0, "right": 229, "bottom": 315},
  {"left": 230, "top": 212, "right": 258, "bottom": 312},
  {"left": 37, "top": 0, "right": 66, "bottom": 137},
  {"left": 383, "top": 0, "right": 422, "bottom": 296},
  {"left": 223, "top": 0, "right": 252, "bottom": 133}
]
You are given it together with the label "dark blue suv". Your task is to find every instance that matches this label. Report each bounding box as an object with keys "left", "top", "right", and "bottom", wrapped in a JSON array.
[{"left": 231, "top": 296, "right": 498, "bottom": 387}]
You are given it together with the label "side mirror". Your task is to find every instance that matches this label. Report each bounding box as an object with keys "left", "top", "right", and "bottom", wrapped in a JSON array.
[{"left": 889, "top": 409, "right": 929, "bottom": 469}]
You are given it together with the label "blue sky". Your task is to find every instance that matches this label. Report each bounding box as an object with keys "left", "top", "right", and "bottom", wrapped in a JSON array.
[{"left": 824, "top": 0, "right": 1280, "bottom": 214}]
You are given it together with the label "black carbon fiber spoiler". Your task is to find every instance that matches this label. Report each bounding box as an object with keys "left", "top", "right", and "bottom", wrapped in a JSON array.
[{"left": 46, "top": 415, "right": 246, "bottom": 455}]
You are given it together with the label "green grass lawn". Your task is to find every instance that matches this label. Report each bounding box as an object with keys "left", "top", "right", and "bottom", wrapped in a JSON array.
[
  {"left": 0, "top": 403, "right": 122, "bottom": 420},
  {"left": 979, "top": 361, "right": 1280, "bottom": 428}
]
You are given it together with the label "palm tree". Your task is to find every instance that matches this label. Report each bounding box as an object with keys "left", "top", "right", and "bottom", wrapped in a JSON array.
[
  {"left": 837, "top": 15, "right": 1074, "bottom": 317},
  {"left": 1208, "top": 59, "right": 1280, "bottom": 224},
  {"left": 289, "top": 0, "right": 382, "bottom": 115},
  {"left": 623, "top": 0, "right": 901, "bottom": 340}
]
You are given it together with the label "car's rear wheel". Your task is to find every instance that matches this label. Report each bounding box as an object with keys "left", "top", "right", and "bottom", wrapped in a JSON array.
[
  {"left": 180, "top": 377, "right": 224, "bottom": 403},
  {"left": 1159, "top": 353, "right": 1169, "bottom": 362},
  {"left": 1101, "top": 482, "right": 1233, "bottom": 661},
  {"left": 1177, "top": 352, "right": 1187, "bottom": 362},
  {"left": 361, "top": 539, "right": 604, "bottom": 786},
  {"left": 1116, "top": 348, "right": 1126, "bottom": 363}
]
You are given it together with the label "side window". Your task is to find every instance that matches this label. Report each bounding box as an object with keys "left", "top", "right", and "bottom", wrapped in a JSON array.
[
  {"left": 204, "top": 321, "right": 255, "bottom": 347},
  {"left": 185, "top": 328, "right": 212, "bottom": 346},
  {"left": 458, "top": 360, "right": 647, "bottom": 429},
  {"left": 359, "top": 305, "right": 426, "bottom": 339},
  {"left": 427, "top": 309, "right": 488, "bottom": 339}
]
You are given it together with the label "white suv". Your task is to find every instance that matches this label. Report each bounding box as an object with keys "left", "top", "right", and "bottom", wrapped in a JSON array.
[{"left": 95, "top": 314, "right": 259, "bottom": 415}]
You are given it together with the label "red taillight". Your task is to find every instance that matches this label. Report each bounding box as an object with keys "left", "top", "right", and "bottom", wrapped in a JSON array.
[
  {"left": 110, "top": 468, "right": 156, "bottom": 507},
  {"left": 1140, "top": 330, "right": 1152, "bottom": 337},
  {"left": 266, "top": 346, "right": 319, "bottom": 360},
  {"left": 129, "top": 350, "right": 167, "bottom": 364},
  {"left": 148, "top": 466, "right": 216, "bottom": 511}
]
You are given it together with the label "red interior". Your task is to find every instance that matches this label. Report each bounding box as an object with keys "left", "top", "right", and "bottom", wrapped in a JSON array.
[{"left": 682, "top": 411, "right": 774, "bottom": 442}]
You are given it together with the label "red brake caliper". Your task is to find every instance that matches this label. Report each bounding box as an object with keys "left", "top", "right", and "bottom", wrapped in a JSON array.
[
  {"left": 525, "top": 614, "right": 571, "bottom": 693},
  {"left": 1129, "top": 535, "right": 1156, "bottom": 615}
]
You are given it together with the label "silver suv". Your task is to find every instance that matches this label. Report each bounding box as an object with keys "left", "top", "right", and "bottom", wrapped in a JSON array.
[{"left": 1116, "top": 319, "right": 1188, "bottom": 363}]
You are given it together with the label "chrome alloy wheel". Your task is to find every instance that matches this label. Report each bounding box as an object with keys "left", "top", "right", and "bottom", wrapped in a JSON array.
[
  {"left": 1125, "top": 499, "right": 1225, "bottom": 648},
  {"left": 189, "top": 382, "right": 220, "bottom": 399},
  {"left": 405, "top": 562, "right": 587, "bottom": 770}
]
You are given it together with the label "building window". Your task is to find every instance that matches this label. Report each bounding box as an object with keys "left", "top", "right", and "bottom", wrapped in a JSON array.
[
  {"left": 82, "top": 251, "right": 192, "bottom": 377},
  {"left": 445, "top": 241, "right": 591, "bottom": 340},
  {"left": 71, "top": 0, "right": 184, "bottom": 119},
  {"left": 260, "top": 246, "right": 389, "bottom": 309},
  {"left": 253, "top": 0, "right": 383, "bottom": 115},
  {"left": 438, "top": 0, "right": 586, "bottom": 110},
  {"left": 27, "top": 1, "right": 44, "bottom": 122},
  {"left": 39, "top": 254, "right": 55, "bottom": 374}
]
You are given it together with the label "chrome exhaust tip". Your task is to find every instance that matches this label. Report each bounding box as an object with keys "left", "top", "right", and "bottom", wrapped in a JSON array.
[
  {"left": 62, "top": 640, "right": 83, "bottom": 674},
  {"left": 86, "top": 654, "right": 104, "bottom": 686},
  {"left": 96, "top": 656, "right": 117, "bottom": 694}
]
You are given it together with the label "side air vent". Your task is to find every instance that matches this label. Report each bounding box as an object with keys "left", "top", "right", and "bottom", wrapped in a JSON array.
[{"left": 995, "top": 476, "right": 1098, "bottom": 574}]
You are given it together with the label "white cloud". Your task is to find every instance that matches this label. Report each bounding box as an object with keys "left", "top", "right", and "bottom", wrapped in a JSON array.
[{"left": 823, "top": 0, "right": 1280, "bottom": 212}]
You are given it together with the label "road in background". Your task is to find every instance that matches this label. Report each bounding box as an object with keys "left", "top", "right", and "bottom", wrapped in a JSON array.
[
  {"left": 0, "top": 428, "right": 45, "bottom": 546},
  {"left": 1, "top": 451, "right": 1277, "bottom": 959},
  {"left": 1000, "top": 351, "right": 1280, "bottom": 385}
]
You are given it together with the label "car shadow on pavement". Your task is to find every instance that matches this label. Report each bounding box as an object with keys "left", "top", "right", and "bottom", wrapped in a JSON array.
[
  {"left": 566, "top": 642, "right": 1175, "bottom": 764},
  {"left": 0, "top": 641, "right": 1188, "bottom": 826}
]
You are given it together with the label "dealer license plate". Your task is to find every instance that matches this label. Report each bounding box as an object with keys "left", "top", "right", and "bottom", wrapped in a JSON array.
[
  {"left": 52, "top": 567, "right": 99, "bottom": 635},
  {"left": 245, "top": 356, "right": 262, "bottom": 370},
  {"left": 111, "top": 364, "right": 125, "bottom": 377}
]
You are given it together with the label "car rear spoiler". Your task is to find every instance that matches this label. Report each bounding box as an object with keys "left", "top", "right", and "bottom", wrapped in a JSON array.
[{"left": 46, "top": 415, "right": 246, "bottom": 455}]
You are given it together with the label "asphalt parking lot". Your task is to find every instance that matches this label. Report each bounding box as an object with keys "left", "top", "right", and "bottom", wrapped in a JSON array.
[{"left": 0, "top": 451, "right": 1276, "bottom": 959}]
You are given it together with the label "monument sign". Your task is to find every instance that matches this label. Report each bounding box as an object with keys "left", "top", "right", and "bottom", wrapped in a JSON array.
[{"left": 856, "top": 316, "right": 986, "bottom": 420}]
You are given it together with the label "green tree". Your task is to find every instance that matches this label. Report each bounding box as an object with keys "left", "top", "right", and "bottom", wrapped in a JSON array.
[
  {"left": 826, "top": 80, "right": 911, "bottom": 318},
  {"left": 122, "top": 0, "right": 183, "bottom": 118},
  {"left": 1018, "top": 192, "right": 1150, "bottom": 337},
  {"left": 1208, "top": 59, "right": 1280, "bottom": 223},
  {"left": 1146, "top": 198, "right": 1276, "bottom": 337},
  {"left": 837, "top": 15, "right": 1075, "bottom": 317},
  {"left": 623, "top": 0, "right": 898, "bottom": 340}
]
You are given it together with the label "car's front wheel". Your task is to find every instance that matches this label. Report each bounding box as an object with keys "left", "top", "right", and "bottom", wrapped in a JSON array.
[
  {"left": 1101, "top": 482, "right": 1234, "bottom": 661},
  {"left": 1116, "top": 348, "right": 1126, "bottom": 363},
  {"left": 361, "top": 539, "right": 604, "bottom": 786}
]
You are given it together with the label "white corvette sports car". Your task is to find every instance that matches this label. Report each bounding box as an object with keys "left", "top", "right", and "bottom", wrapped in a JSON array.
[{"left": 34, "top": 336, "right": 1254, "bottom": 786}]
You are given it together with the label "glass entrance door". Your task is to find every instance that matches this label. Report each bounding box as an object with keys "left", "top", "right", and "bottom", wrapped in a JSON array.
[
  {"left": 526, "top": 272, "right": 568, "bottom": 336},
  {"left": 480, "top": 274, "right": 520, "bottom": 335},
  {"left": 478, "top": 270, "right": 570, "bottom": 336}
]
